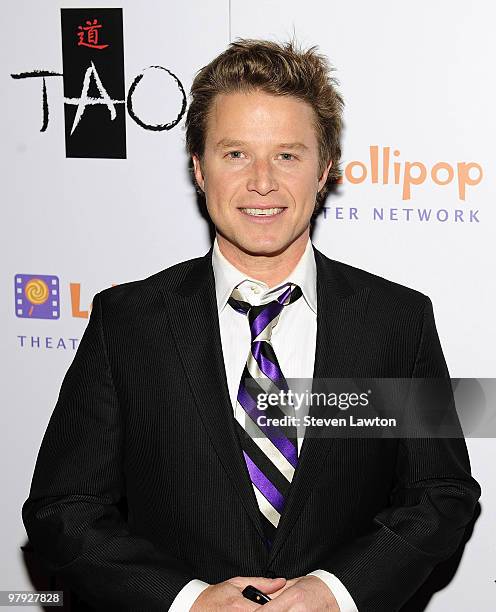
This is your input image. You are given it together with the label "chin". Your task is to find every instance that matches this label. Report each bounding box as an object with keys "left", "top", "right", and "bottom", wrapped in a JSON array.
[{"left": 238, "top": 237, "right": 289, "bottom": 257}]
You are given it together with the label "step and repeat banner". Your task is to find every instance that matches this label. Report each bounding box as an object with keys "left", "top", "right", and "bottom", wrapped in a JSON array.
[{"left": 2, "top": 0, "right": 494, "bottom": 609}]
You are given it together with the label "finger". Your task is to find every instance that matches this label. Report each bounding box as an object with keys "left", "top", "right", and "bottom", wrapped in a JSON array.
[
  {"left": 269, "top": 585, "right": 289, "bottom": 598},
  {"left": 271, "top": 577, "right": 298, "bottom": 594},
  {"left": 229, "top": 576, "right": 287, "bottom": 593},
  {"left": 262, "top": 589, "right": 296, "bottom": 611},
  {"left": 255, "top": 577, "right": 287, "bottom": 594}
]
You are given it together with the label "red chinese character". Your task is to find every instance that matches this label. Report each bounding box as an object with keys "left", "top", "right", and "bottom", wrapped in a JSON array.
[{"left": 77, "top": 19, "right": 109, "bottom": 50}]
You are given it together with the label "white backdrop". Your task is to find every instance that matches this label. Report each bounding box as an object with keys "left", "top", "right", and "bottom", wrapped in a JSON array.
[{"left": 2, "top": 1, "right": 494, "bottom": 609}]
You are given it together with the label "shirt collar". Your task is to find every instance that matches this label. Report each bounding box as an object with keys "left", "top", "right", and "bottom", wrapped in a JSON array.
[{"left": 212, "top": 236, "right": 317, "bottom": 314}]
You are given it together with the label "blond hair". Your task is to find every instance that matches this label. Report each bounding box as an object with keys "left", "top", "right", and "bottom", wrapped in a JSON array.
[{"left": 185, "top": 38, "right": 344, "bottom": 212}]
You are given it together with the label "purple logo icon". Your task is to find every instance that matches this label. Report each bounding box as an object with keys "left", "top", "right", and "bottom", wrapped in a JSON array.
[{"left": 15, "top": 274, "right": 60, "bottom": 319}]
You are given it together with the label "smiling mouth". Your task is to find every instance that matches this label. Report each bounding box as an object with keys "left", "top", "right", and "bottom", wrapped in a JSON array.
[{"left": 239, "top": 207, "right": 286, "bottom": 216}]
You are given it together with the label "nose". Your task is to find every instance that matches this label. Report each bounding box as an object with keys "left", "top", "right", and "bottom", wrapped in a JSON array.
[{"left": 246, "top": 158, "right": 279, "bottom": 195}]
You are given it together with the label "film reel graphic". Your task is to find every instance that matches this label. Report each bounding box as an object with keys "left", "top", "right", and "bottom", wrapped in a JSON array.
[
  {"left": 15, "top": 274, "right": 60, "bottom": 319},
  {"left": 25, "top": 278, "right": 49, "bottom": 316}
]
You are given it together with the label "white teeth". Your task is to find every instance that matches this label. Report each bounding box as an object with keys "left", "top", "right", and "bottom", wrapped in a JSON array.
[{"left": 241, "top": 208, "right": 284, "bottom": 216}]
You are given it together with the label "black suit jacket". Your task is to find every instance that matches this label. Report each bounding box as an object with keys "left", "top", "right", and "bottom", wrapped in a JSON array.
[{"left": 22, "top": 246, "right": 481, "bottom": 611}]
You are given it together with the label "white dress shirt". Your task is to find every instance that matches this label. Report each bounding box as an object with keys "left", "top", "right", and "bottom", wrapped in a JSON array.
[{"left": 169, "top": 237, "right": 358, "bottom": 611}]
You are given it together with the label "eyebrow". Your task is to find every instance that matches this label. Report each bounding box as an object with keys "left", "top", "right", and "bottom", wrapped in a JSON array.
[{"left": 215, "top": 139, "right": 309, "bottom": 151}]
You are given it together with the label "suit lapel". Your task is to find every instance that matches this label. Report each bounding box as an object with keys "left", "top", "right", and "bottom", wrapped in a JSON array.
[
  {"left": 158, "top": 249, "right": 266, "bottom": 543},
  {"left": 266, "top": 246, "right": 371, "bottom": 566}
]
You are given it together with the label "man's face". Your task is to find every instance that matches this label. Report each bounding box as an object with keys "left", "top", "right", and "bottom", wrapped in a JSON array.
[{"left": 192, "top": 90, "right": 331, "bottom": 257}]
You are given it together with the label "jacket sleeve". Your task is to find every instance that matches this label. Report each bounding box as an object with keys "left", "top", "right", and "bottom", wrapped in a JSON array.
[
  {"left": 22, "top": 291, "right": 193, "bottom": 611},
  {"left": 318, "top": 297, "right": 481, "bottom": 611}
]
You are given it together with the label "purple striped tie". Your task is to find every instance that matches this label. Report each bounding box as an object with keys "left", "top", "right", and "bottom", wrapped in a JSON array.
[{"left": 228, "top": 283, "right": 303, "bottom": 549}]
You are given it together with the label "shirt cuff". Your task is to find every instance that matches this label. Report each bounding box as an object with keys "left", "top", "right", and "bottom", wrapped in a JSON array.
[
  {"left": 168, "top": 579, "right": 210, "bottom": 611},
  {"left": 308, "top": 569, "right": 359, "bottom": 612}
]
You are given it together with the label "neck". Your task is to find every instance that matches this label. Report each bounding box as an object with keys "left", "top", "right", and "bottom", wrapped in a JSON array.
[{"left": 216, "top": 231, "right": 309, "bottom": 288}]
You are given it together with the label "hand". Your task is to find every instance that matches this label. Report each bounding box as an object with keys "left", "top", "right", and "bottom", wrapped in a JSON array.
[
  {"left": 263, "top": 575, "right": 340, "bottom": 611},
  {"left": 190, "top": 575, "right": 287, "bottom": 611}
]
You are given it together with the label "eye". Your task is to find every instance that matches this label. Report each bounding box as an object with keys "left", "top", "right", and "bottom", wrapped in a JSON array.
[
  {"left": 226, "top": 150, "right": 245, "bottom": 160},
  {"left": 278, "top": 152, "right": 297, "bottom": 161}
]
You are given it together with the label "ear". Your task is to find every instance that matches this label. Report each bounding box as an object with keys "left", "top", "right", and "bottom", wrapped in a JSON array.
[
  {"left": 192, "top": 154, "right": 205, "bottom": 192},
  {"left": 318, "top": 160, "right": 333, "bottom": 192}
]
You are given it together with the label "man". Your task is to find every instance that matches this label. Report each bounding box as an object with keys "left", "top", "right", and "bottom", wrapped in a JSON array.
[{"left": 23, "top": 39, "right": 480, "bottom": 611}]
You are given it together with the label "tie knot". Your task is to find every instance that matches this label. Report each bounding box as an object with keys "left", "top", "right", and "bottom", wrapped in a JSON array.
[{"left": 228, "top": 283, "right": 303, "bottom": 342}]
